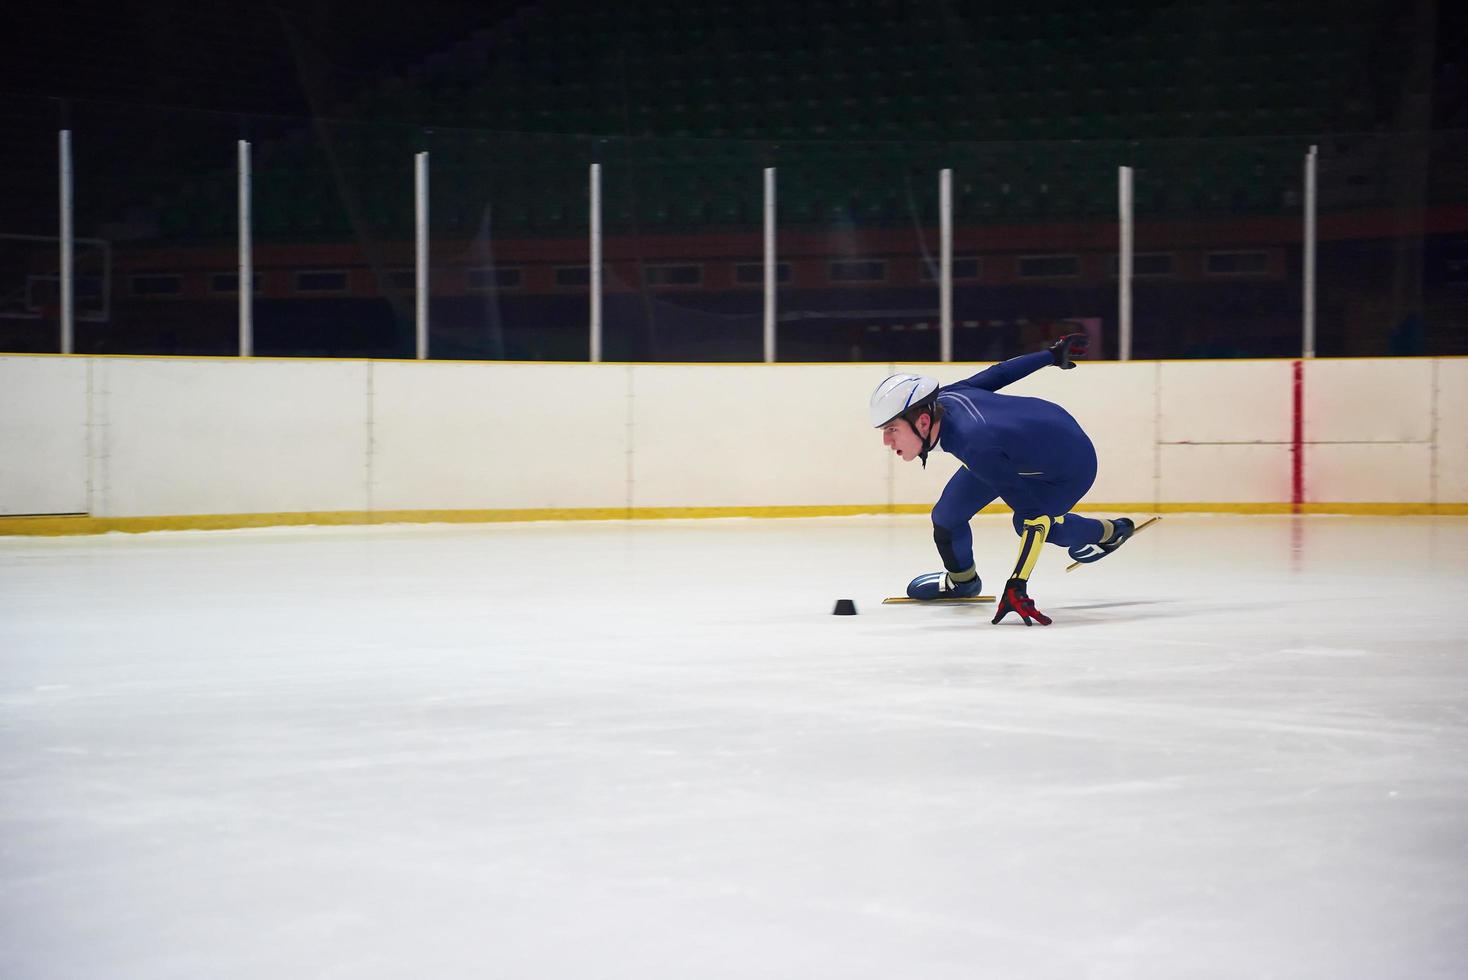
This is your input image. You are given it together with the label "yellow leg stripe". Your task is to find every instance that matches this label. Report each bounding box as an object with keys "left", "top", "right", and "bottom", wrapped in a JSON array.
[
  {"left": 949, "top": 565, "right": 978, "bottom": 583},
  {"left": 1012, "top": 516, "right": 1052, "bottom": 581}
]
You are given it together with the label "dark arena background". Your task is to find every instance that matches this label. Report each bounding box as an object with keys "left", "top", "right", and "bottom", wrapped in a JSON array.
[{"left": 2, "top": 0, "right": 1465, "bottom": 362}]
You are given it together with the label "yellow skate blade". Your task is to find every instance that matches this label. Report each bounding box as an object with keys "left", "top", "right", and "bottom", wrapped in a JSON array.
[
  {"left": 1065, "top": 515, "right": 1162, "bottom": 572},
  {"left": 882, "top": 596, "right": 996, "bottom": 604}
]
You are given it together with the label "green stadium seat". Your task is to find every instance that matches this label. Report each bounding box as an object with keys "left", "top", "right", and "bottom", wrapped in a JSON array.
[{"left": 131, "top": 0, "right": 1387, "bottom": 244}]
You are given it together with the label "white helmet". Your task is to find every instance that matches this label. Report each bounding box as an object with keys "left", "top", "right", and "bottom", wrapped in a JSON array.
[{"left": 870, "top": 374, "right": 939, "bottom": 428}]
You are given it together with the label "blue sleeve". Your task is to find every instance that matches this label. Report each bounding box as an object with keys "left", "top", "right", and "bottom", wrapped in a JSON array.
[{"left": 949, "top": 350, "right": 1053, "bottom": 393}]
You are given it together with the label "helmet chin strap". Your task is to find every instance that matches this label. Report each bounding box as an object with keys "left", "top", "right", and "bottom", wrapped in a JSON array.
[{"left": 908, "top": 415, "right": 936, "bottom": 469}]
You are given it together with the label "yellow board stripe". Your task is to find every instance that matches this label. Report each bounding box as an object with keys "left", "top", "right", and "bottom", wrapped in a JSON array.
[
  {"left": 2, "top": 501, "right": 1467, "bottom": 537},
  {"left": 1139, "top": 502, "right": 1468, "bottom": 516}
]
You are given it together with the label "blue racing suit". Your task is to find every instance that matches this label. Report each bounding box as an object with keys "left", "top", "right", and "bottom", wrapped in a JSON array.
[{"left": 929, "top": 351, "right": 1107, "bottom": 574}]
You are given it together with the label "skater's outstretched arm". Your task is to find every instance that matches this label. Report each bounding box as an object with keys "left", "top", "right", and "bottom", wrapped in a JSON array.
[
  {"left": 948, "top": 334, "right": 1089, "bottom": 393},
  {"left": 949, "top": 351, "right": 1053, "bottom": 393}
]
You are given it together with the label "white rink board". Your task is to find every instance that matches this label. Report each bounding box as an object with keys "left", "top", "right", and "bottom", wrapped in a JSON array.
[
  {"left": 0, "top": 355, "right": 1464, "bottom": 520},
  {"left": 890, "top": 447, "right": 962, "bottom": 509},
  {"left": 1159, "top": 359, "right": 1294, "bottom": 444},
  {"left": 0, "top": 357, "right": 88, "bottom": 516},
  {"left": 1307, "top": 443, "right": 1434, "bottom": 503},
  {"left": 1433, "top": 359, "right": 1468, "bottom": 503},
  {"left": 92, "top": 358, "right": 371, "bottom": 518},
  {"left": 630, "top": 364, "right": 886, "bottom": 508},
  {"left": 1159, "top": 443, "right": 1294, "bottom": 503},
  {"left": 1305, "top": 358, "right": 1433, "bottom": 443},
  {"left": 371, "top": 361, "right": 629, "bottom": 511}
]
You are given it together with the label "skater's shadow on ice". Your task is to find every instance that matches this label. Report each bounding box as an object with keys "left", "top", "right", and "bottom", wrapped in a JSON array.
[
  {"left": 1061, "top": 600, "right": 1171, "bottom": 614},
  {"left": 918, "top": 598, "right": 1178, "bottom": 630},
  {"left": 1059, "top": 598, "right": 1226, "bottom": 626}
]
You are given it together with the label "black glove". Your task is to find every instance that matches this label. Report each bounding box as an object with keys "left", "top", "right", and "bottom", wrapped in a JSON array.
[
  {"left": 992, "top": 577, "right": 1053, "bottom": 626},
  {"left": 1047, "top": 332, "right": 1090, "bottom": 370}
]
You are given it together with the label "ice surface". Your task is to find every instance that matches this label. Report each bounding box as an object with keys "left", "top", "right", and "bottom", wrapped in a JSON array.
[{"left": 2, "top": 514, "right": 1466, "bottom": 979}]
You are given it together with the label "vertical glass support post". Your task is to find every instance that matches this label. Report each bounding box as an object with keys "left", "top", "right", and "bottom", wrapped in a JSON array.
[
  {"left": 1303, "top": 145, "right": 1317, "bottom": 359},
  {"left": 59, "top": 129, "right": 73, "bottom": 354},
  {"left": 939, "top": 168, "right": 953, "bottom": 362},
  {"left": 415, "top": 151, "right": 429, "bottom": 360},
  {"left": 238, "top": 139, "right": 253, "bottom": 357},
  {"left": 1118, "top": 165, "right": 1134, "bottom": 361},
  {"left": 589, "top": 163, "right": 602, "bottom": 363},
  {"left": 763, "top": 167, "right": 776, "bottom": 364}
]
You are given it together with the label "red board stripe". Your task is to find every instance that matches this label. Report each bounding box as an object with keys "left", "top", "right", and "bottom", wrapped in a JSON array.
[{"left": 1292, "top": 359, "right": 1304, "bottom": 513}]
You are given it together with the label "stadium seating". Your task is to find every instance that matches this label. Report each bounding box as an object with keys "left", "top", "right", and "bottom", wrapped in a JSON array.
[{"left": 140, "top": 0, "right": 1397, "bottom": 241}]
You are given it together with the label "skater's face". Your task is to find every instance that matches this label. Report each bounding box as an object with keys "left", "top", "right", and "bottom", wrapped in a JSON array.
[{"left": 881, "top": 413, "right": 930, "bottom": 462}]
